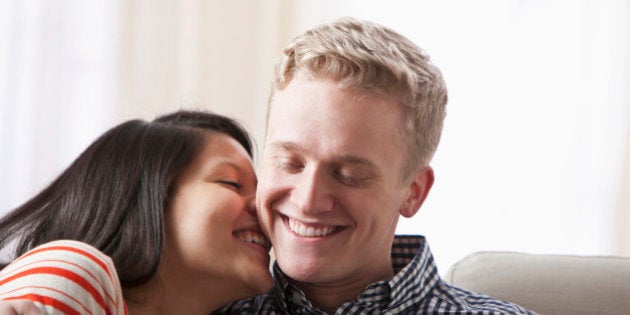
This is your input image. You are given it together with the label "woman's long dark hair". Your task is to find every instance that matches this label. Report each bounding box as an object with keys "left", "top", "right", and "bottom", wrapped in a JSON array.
[{"left": 0, "top": 110, "right": 253, "bottom": 288}]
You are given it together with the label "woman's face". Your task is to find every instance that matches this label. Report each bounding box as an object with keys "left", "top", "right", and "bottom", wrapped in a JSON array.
[{"left": 164, "top": 132, "right": 272, "bottom": 297}]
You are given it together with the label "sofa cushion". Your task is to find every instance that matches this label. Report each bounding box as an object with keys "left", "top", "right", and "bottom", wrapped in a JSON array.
[{"left": 445, "top": 251, "right": 630, "bottom": 315}]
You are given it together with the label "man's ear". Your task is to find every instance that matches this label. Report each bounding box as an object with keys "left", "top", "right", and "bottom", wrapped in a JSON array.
[{"left": 399, "top": 166, "right": 434, "bottom": 218}]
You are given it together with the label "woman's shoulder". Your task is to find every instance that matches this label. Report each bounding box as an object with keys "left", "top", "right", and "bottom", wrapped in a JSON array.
[
  {"left": 0, "top": 240, "right": 127, "bottom": 315},
  {"left": 6, "top": 240, "right": 114, "bottom": 266}
]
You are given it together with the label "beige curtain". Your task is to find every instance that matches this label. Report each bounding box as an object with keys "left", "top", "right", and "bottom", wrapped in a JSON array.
[
  {"left": 0, "top": 1, "right": 304, "bottom": 215},
  {"left": 0, "top": 1, "right": 119, "bottom": 213},
  {"left": 111, "top": 1, "right": 307, "bottom": 156}
]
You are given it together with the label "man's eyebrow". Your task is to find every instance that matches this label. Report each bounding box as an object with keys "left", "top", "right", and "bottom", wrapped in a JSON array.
[
  {"left": 268, "top": 141, "right": 306, "bottom": 154},
  {"left": 268, "top": 141, "right": 377, "bottom": 168},
  {"left": 334, "top": 154, "right": 376, "bottom": 168}
]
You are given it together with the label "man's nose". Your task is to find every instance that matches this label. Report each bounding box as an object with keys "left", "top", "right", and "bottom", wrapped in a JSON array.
[{"left": 290, "top": 166, "right": 334, "bottom": 215}]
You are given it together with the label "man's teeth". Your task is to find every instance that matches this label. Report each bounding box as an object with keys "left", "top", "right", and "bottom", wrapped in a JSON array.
[
  {"left": 288, "top": 218, "right": 336, "bottom": 237},
  {"left": 235, "top": 231, "right": 270, "bottom": 250}
]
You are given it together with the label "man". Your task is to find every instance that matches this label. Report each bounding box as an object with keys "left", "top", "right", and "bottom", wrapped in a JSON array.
[{"left": 223, "top": 17, "right": 534, "bottom": 314}]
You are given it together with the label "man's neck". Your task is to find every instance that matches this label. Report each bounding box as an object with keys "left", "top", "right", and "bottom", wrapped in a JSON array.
[{"left": 290, "top": 265, "right": 394, "bottom": 313}]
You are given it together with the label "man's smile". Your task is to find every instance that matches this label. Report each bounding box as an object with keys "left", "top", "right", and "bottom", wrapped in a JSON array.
[{"left": 281, "top": 215, "right": 343, "bottom": 238}]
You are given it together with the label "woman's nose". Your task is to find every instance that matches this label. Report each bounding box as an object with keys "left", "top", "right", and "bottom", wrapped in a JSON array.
[{"left": 245, "top": 196, "right": 257, "bottom": 216}]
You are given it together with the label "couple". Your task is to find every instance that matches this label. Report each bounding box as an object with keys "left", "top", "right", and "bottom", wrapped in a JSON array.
[{"left": 0, "top": 18, "right": 533, "bottom": 314}]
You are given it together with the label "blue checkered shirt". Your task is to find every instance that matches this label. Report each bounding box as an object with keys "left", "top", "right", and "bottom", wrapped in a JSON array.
[{"left": 216, "top": 235, "right": 535, "bottom": 314}]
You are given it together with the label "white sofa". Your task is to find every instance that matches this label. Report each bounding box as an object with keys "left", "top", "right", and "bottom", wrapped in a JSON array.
[{"left": 445, "top": 251, "right": 630, "bottom": 315}]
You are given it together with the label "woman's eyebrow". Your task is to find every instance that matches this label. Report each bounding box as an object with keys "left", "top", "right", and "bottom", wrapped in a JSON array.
[{"left": 209, "top": 160, "right": 258, "bottom": 187}]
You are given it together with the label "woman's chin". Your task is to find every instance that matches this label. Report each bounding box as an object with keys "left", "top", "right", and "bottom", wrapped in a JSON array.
[
  {"left": 223, "top": 266, "right": 271, "bottom": 299},
  {"left": 242, "top": 270, "right": 273, "bottom": 296}
]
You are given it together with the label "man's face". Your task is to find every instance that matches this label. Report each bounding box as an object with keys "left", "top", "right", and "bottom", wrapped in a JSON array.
[{"left": 257, "top": 77, "right": 424, "bottom": 285}]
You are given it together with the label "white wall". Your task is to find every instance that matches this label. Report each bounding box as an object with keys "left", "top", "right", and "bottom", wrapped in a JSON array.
[
  {"left": 343, "top": 0, "right": 630, "bottom": 273},
  {"left": 1, "top": 0, "right": 629, "bottom": 274},
  {"left": 270, "top": 0, "right": 630, "bottom": 273}
]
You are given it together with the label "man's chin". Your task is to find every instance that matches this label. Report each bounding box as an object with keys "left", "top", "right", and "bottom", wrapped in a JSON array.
[{"left": 277, "top": 257, "right": 332, "bottom": 283}]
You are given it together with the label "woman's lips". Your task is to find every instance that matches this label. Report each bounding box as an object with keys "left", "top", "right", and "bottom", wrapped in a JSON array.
[{"left": 234, "top": 230, "right": 271, "bottom": 251}]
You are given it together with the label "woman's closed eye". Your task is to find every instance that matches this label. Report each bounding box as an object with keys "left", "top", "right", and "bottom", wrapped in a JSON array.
[{"left": 217, "top": 180, "right": 241, "bottom": 190}]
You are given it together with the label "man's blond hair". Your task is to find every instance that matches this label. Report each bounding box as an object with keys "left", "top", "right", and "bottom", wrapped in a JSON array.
[{"left": 270, "top": 17, "right": 448, "bottom": 180}]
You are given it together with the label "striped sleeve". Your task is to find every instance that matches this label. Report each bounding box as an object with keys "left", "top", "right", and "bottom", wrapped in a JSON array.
[{"left": 0, "top": 240, "right": 127, "bottom": 315}]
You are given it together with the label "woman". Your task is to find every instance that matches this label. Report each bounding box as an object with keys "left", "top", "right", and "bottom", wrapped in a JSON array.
[{"left": 0, "top": 110, "right": 273, "bottom": 314}]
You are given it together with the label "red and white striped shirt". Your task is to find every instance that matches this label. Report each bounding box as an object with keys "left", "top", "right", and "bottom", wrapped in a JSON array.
[{"left": 0, "top": 240, "right": 127, "bottom": 315}]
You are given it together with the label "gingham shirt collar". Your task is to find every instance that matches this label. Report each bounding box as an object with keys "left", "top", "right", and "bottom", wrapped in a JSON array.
[
  {"left": 271, "top": 235, "right": 436, "bottom": 313},
  {"left": 215, "top": 235, "right": 535, "bottom": 314}
]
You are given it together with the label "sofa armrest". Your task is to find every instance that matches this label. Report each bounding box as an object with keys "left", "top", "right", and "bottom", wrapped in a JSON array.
[{"left": 445, "top": 251, "right": 630, "bottom": 315}]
